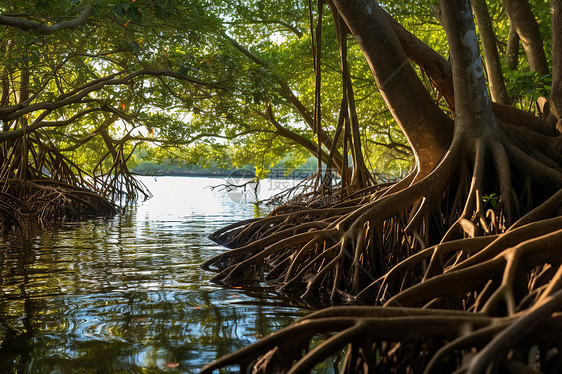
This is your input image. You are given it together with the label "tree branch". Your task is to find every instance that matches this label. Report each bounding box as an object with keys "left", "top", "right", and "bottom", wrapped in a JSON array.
[
  {"left": 226, "top": 19, "right": 303, "bottom": 38},
  {"left": 224, "top": 32, "right": 343, "bottom": 168},
  {"left": 260, "top": 103, "right": 332, "bottom": 165},
  {"left": 0, "top": 6, "right": 93, "bottom": 35},
  {"left": 0, "top": 69, "right": 224, "bottom": 122}
]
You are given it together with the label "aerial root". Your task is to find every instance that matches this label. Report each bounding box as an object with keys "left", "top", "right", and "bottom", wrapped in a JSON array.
[
  {"left": 203, "top": 223, "right": 336, "bottom": 273},
  {"left": 385, "top": 226, "right": 562, "bottom": 312},
  {"left": 0, "top": 191, "right": 27, "bottom": 231},
  {"left": 0, "top": 179, "right": 117, "bottom": 230},
  {"left": 355, "top": 235, "right": 496, "bottom": 303},
  {"left": 205, "top": 137, "right": 463, "bottom": 297},
  {"left": 209, "top": 206, "right": 353, "bottom": 249},
  {"left": 203, "top": 129, "right": 562, "bottom": 372},
  {"left": 201, "top": 191, "right": 562, "bottom": 372},
  {"left": 202, "top": 270, "right": 562, "bottom": 373},
  {"left": 210, "top": 229, "right": 340, "bottom": 287},
  {"left": 200, "top": 307, "right": 500, "bottom": 374},
  {"left": 288, "top": 322, "right": 366, "bottom": 374},
  {"left": 358, "top": 215, "right": 562, "bottom": 305},
  {"left": 468, "top": 288, "right": 562, "bottom": 374}
]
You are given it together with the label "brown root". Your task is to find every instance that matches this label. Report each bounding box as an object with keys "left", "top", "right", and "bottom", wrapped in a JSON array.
[
  {"left": 202, "top": 126, "right": 562, "bottom": 371},
  {"left": 201, "top": 0, "right": 562, "bottom": 370},
  {"left": 0, "top": 179, "right": 117, "bottom": 231},
  {"left": 202, "top": 215, "right": 562, "bottom": 373},
  {"left": 0, "top": 130, "right": 141, "bottom": 230},
  {"left": 204, "top": 127, "right": 557, "bottom": 302}
]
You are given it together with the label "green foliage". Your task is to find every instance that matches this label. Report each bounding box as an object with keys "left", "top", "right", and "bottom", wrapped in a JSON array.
[
  {"left": 2, "top": 0, "right": 555, "bottom": 191},
  {"left": 482, "top": 192, "right": 499, "bottom": 208},
  {"left": 113, "top": 2, "right": 141, "bottom": 22},
  {"left": 504, "top": 71, "right": 552, "bottom": 110}
]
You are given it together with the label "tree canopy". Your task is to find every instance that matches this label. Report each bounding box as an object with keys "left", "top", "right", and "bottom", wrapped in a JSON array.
[{"left": 0, "top": 0, "right": 416, "bottom": 195}]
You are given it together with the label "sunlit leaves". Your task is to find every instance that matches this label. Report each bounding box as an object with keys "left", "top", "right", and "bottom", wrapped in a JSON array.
[{"left": 505, "top": 71, "right": 552, "bottom": 109}]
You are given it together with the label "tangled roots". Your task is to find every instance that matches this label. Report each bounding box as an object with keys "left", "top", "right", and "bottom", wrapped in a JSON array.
[
  {"left": 205, "top": 133, "right": 560, "bottom": 300},
  {"left": 201, "top": 290, "right": 562, "bottom": 373},
  {"left": 0, "top": 179, "right": 117, "bottom": 232},
  {"left": 202, "top": 208, "right": 562, "bottom": 373},
  {"left": 202, "top": 130, "right": 562, "bottom": 372}
]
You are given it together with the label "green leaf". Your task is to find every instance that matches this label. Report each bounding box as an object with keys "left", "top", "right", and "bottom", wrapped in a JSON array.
[
  {"left": 129, "top": 5, "right": 140, "bottom": 22},
  {"left": 113, "top": 3, "right": 124, "bottom": 16}
]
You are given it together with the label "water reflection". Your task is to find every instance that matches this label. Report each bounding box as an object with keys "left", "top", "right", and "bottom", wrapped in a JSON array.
[{"left": 0, "top": 177, "right": 306, "bottom": 373}]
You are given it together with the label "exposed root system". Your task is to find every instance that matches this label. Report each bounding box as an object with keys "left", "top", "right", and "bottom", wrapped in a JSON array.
[
  {"left": 200, "top": 0, "right": 562, "bottom": 371},
  {"left": 0, "top": 178, "right": 117, "bottom": 231},
  {"left": 202, "top": 168, "right": 562, "bottom": 371},
  {"left": 204, "top": 129, "right": 562, "bottom": 303},
  {"left": 0, "top": 135, "right": 122, "bottom": 231}
]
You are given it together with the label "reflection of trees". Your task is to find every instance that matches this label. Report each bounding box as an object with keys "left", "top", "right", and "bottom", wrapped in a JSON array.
[
  {"left": 0, "top": 236, "right": 34, "bottom": 373},
  {"left": 0, "top": 211, "right": 304, "bottom": 372}
]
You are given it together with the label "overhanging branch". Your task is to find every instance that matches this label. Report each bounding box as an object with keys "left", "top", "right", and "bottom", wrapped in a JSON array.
[
  {"left": 0, "top": 69, "right": 224, "bottom": 122},
  {"left": 0, "top": 6, "right": 93, "bottom": 35}
]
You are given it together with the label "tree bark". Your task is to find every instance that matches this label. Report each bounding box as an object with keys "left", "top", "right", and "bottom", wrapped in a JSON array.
[
  {"left": 506, "top": 23, "right": 520, "bottom": 70},
  {"left": 329, "top": 0, "right": 453, "bottom": 176},
  {"left": 472, "top": 0, "right": 511, "bottom": 104},
  {"left": 503, "top": 0, "right": 550, "bottom": 75},
  {"left": 549, "top": 0, "right": 562, "bottom": 130},
  {"left": 441, "top": 0, "right": 497, "bottom": 133}
]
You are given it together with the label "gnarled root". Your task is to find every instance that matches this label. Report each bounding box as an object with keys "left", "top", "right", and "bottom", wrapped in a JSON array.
[
  {"left": 202, "top": 122, "right": 562, "bottom": 372},
  {"left": 0, "top": 179, "right": 117, "bottom": 231},
  {"left": 205, "top": 129, "right": 560, "bottom": 304},
  {"left": 201, "top": 222, "right": 562, "bottom": 373}
]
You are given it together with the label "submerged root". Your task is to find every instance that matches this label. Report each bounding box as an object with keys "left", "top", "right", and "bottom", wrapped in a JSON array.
[
  {"left": 205, "top": 132, "right": 557, "bottom": 302},
  {"left": 201, "top": 212, "right": 562, "bottom": 373},
  {"left": 200, "top": 299, "right": 562, "bottom": 374},
  {"left": 0, "top": 179, "right": 117, "bottom": 231},
  {"left": 202, "top": 126, "right": 562, "bottom": 372}
]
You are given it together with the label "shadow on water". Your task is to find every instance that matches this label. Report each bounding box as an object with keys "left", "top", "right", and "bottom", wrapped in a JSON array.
[{"left": 0, "top": 177, "right": 308, "bottom": 373}]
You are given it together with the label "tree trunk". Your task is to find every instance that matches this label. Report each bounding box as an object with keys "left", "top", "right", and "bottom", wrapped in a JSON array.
[
  {"left": 506, "top": 23, "right": 520, "bottom": 70},
  {"left": 503, "top": 0, "right": 550, "bottom": 75},
  {"left": 549, "top": 0, "right": 562, "bottom": 130},
  {"left": 329, "top": 0, "right": 453, "bottom": 177},
  {"left": 443, "top": 0, "right": 494, "bottom": 120},
  {"left": 18, "top": 67, "right": 29, "bottom": 181},
  {"left": 472, "top": 0, "right": 511, "bottom": 104},
  {"left": 383, "top": 11, "right": 456, "bottom": 112}
]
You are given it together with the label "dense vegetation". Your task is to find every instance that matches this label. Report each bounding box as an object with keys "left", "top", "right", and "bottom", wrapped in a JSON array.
[
  {"left": 3, "top": 0, "right": 562, "bottom": 372},
  {"left": 0, "top": 0, "right": 411, "bottom": 230}
]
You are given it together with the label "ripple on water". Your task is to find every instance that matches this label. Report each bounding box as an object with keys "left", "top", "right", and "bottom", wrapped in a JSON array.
[{"left": 0, "top": 176, "right": 306, "bottom": 373}]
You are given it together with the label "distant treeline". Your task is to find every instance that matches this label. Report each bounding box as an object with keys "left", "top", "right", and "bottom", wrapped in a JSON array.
[{"left": 131, "top": 158, "right": 318, "bottom": 179}]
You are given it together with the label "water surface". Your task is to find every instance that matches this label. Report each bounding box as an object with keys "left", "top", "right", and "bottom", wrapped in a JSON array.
[{"left": 0, "top": 176, "right": 306, "bottom": 373}]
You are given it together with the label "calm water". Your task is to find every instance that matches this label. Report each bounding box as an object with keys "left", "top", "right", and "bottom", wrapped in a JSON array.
[{"left": 0, "top": 176, "right": 307, "bottom": 373}]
